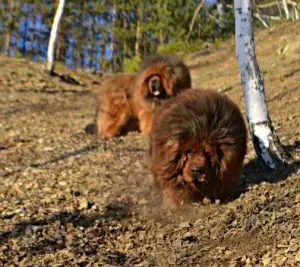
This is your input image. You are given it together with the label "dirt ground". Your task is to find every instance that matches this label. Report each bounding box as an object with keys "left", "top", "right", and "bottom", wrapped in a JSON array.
[{"left": 0, "top": 21, "right": 299, "bottom": 266}]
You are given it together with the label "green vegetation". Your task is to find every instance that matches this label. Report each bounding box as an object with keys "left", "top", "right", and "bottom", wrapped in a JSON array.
[{"left": 1, "top": 0, "right": 297, "bottom": 72}]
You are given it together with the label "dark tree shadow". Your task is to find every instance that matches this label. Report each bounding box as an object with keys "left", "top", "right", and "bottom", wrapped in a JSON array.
[
  {"left": 50, "top": 70, "right": 82, "bottom": 86},
  {"left": 1, "top": 139, "right": 146, "bottom": 178},
  {"left": 233, "top": 142, "right": 300, "bottom": 198},
  {"left": 0, "top": 202, "right": 132, "bottom": 241},
  {"left": 15, "top": 87, "right": 91, "bottom": 95}
]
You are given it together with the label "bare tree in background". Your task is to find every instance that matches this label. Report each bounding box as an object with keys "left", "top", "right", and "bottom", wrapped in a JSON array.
[
  {"left": 47, "top": 0, "right": 65, "bottom": 74},
  {"left": 282, "top": 0, "right": 290, "bottom": 20},
  {"left": 109, "top": 1, "right": 117, "bottom": 72},
  {"left": 135, "top": 0, "right": 143, "bottom": 55},
  {"left": 234, "top": 0, "right": 290, "bottom": 170},
  {"left": 187, "top": 0, "right": 204, "bottom": 42},
  {"left": 5, "top": 0, "right": 15, "bottom": 55}
]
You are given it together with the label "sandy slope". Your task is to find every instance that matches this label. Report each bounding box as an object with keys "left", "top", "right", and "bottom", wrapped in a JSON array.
[{"left": 0, "top": 21, "right": 299, "bottom": 266}]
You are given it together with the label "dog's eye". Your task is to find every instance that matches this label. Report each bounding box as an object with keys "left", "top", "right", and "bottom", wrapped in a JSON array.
[
  {"left": 186, "top": 149, "right": 196, "bottom": 155},
  {"left": 204, "top": 151, "right": 211, "bottom": 158},
  {"left": 204, "top": 151, "right": 211, "bottom": 160},
  {"left": 185, "top": 150, "right": 191, "bottom": 155}
]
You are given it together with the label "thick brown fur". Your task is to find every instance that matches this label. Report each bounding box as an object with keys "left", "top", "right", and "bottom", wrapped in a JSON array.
[
  {"left": 133, "top": 54, "right": 192, "bottom": 134},
  {"left": 88, "top": 54, "right": 191, "bottom": 138},
  {"left": 95, "top": 73, "right": 139, "bottom": 138},
  {"left": 149, "top": 89, "right": 247, "bottom": 209}
]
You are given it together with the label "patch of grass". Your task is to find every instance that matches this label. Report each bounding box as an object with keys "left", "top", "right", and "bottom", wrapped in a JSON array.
[
  {"left": 123, "top": 53, "right": 142, "bottom": 73},
  {"left": 157, "top": 40, "right": 206, "bottom": 55}
]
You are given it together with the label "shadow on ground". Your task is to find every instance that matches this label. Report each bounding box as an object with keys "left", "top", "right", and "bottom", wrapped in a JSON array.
[
  {"left": 234, "top": 142, "right": 300, "bottom": 198},
  {"left": 0, "top": 202, "right": 132, "bottom": 241}
]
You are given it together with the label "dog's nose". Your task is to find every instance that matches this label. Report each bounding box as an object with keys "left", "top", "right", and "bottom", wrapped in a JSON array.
[{"left": 191, "top": 166, "right": 204, "bottom": 180}]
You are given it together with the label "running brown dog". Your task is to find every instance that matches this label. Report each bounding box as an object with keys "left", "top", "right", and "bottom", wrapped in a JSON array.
[
  {"left": 149, "top": 89, "right": 247, "bottom": 209},
  {"left": 86, "top": 54, "right": 191, "bottom": 138}
]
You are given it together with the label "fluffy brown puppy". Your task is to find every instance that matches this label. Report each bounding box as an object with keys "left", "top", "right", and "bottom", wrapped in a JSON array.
[
  {"left": 149, "top": 89, "right": 247, "bottom": 209},
  {"left": 91, "top": 54, "right": 191, "bottom": 138},
  {"left": 133, "top": 54, "right": 192, "bottom": 134},
  {"left": 95, "top": 73, "right": 139, "bottom": 138}
]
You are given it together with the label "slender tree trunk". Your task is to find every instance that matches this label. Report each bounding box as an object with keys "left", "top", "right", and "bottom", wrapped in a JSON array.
[
  {"left": 5, "top": 0, "right": 15, "bottom": 55},
  {"left": 90, "top": 14, "right": 96, "bottom": 72},
  {"left": 292, "top": 2, "right": 299, "bottom": 20},
  {"left": 47, "top": 0, "right": 65, "bottom": 73},
  {"left": 186, "top": 0, "right": 204, "bottom": 42},
  {"left": 234, "top": 0, "right": 290, "bottom": 170},
  {"left": 277, "top": 1, "right": 282, "bottom": 18},
  {"left": 159, "top": 29, "right": 164, "bottom": 45},
  {"left": 100, "top": 16, "right": 107, "bottom": 72},
  {"left": 282, "top": 0, "right": 289, "bottom": 20},
  {"left": 135, "top": 0, "right": 143, "bottom": 55},
  {"left": 30, "top": 0, "right": 37, "bottom": 59},
  {"left": 109, "top": 1, "right": 117, "bottom": 72},
  {"left": 122, "top": 10, "right": 128, "bottom": 68},
  {"left": 23, "top": 19, "right": 28, "bottom": 56}
]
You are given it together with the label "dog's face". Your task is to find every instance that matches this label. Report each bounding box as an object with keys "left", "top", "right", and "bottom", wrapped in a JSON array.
[
  {"left": 180, "top": 142, "right": 219, "bottom": 186},
  {"left": 147, "top": 75, "right": 166, "bottom": 99}
]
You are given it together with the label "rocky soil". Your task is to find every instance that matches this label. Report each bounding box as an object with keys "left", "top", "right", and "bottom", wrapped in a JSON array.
[{"left": 0, "top": 21, "right": 299, "bottom": 266}]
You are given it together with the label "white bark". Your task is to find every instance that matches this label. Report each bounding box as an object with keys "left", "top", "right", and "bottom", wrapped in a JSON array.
[
  {"left": 47, "top": 0, "right": 65, "bottom": 73},
  {"left": 253, "top": 13, "right": 269, "bottom": 28},
  {"left": 282, "top": 0, "right": 290, "bottom": 19},
  {"left": 234, "top": 0, "right": 289, "bottom": 170}
]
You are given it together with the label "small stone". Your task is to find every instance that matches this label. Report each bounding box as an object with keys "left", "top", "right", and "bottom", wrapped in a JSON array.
[
  {"left": 245, "top": 258, "right": 251, "bottom": 264},
  {"left": 225, "top": 250, "right": 232, "bottom": 256},
  {"left": 138, "top": 199, "right": 148, "bottom": 205},
  {"left": 215, "top": 199, "right": 221, "bottom": 205},
  {"left": 179, "top": 221, "right": 192, "bottom": 229},
  {"left": 241, "top": 255, "right": 247, "bottom": 262},
  {"left": 157, "top": 233, "right": 165, "bottom": 240},
  {"left": 262, "top": 257, "right": 271, "bottom": 266},
  {"left": 77, "top": 197, "right": 88, "bottom": 210},
  {"left": 290, "top": 244, "right": 298, "bottom": 252},
  {"left": 183, "top": 232, "right": 194, "bottom": 241},
  {"left": 202, "top": 197, "right": 211, "bottom": 205},
  {"left": 173, "top": 239, "right": 182, "bottom": 249},
  {"left": 296, "top": 251, "right": 300, "bottom": 262},
  {"left": 296, "top": 205, "right": 300, "bottom": 215},
  {"left": 216, "top": 246, "right": 226, "bottom": 253},
  {"left": 43, "top": 146, "right": 54, "bottom": 151},
  {"left": 280, "top": 257, "right": 287, "bottom": 264},
  {"left": 58, "top": 181, "right": 67, "bottom": 186}
]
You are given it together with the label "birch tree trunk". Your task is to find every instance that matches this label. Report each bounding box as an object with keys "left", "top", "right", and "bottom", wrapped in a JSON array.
[
  {"left": 234, "top": 0, "right": 290, "bottom": 170},
  {"left": 47, "top": 0, "right": 65, "bottom": 74}
]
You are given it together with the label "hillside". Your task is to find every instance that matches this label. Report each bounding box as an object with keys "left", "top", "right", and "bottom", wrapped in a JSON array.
[{"left": 0, "top": 21, "right": 299, "bottom": 266}]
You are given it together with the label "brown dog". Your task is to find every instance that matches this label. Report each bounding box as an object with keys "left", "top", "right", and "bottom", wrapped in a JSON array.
[
  {"left": 88, "top": 54, "right": 191, "bottom": 138},
  {"left": 133, "top": 54, "right": 192, "bottom": 134},
  {"left": 149, "top": 89, "right": 247, "bottom": 209}
]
